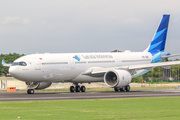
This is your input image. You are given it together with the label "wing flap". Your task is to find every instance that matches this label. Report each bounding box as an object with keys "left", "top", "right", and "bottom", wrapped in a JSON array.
[{"left": 83, "top": 67, "right": 114, "bottom": 75}]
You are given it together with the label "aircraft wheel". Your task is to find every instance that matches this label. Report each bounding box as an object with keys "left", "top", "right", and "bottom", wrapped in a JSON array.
[
  {"left": 70, "top": 86, "right": 75, "bottom": 92},
  {"left": 125, "top": 85, "right": 130, "bottom": 92},
  {"left": 30, "top": 89, "right": 34, "bottom": 94},
  {"left": 120, "top": 87, "right": 125, "bottom": 92},
  {"left": 75, "top": 86, "right": 80, "bottom": 92},
  {"left": 114, "top": 88, "right": 119, "bottom": 92},
  {"left": 80, "top": 86, "right": 86, "bottom": 92},
  {"left": 27, "top": 89, "right": 34, "bottom": 94},
  {"left": 27, "top": 89, "right": 30, "bottom": 94}
]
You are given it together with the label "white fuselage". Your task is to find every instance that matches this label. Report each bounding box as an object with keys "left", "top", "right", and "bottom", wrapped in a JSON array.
[{"left": 9, "top": 52, "right": 152, "bottom": 83}]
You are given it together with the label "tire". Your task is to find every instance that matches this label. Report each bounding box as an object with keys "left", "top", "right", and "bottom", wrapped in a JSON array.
[
  {"left": 120, "top": 87, "right": 125, "bottom": 92},
  {"left": 27, "top": 89, "right": 34, "bottom": 94},
  {"left": 114, "top": 88, "right": 119, "bottom": 92},
  {"left": 125, "top": 85, "right": 130, "bottom": 92},
  {"left": 76, "top": 86, "right": 80, "bottom": 92},
  {"left": 70, "top": 86, "right": 75, "bottom": 92},
  {"left": 80, "top": 86, "right": 86, "bottom": 92},
  {"left": 30, "top": 89, "right": 34, "bottom": 94},
  {"left": 27, "top": 89, "right": 30, "bottom": 94}
]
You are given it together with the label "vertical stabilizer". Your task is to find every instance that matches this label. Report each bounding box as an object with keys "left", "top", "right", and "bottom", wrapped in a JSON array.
[{"left": 144, "top": 15, "right": 170, "bottom": 53}]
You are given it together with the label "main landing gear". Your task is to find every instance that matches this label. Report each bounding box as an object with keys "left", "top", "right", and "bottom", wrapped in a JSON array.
[
  {"left": 114, "top": 85, "right": 130, "bottom": 92},
  {"left": 27, "top": 89, "right": 34, "bottom": 94},
  {"left": 70, "top": 83, "right": 86, "bottom": 92}
]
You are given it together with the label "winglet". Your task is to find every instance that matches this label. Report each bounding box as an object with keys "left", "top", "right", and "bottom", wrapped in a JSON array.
[{"left": 2, "top": 59, "right": 6, "bottom": 64}]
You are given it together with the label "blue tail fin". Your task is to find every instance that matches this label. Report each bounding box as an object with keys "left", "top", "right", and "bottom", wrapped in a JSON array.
[{"left": 148, "top": 15, "right": 170, "bottom": 53}]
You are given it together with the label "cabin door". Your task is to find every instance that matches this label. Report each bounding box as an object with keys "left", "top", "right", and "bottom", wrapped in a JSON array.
[{"left": 32, "top": 58, "right": 41, "bottom": 70}]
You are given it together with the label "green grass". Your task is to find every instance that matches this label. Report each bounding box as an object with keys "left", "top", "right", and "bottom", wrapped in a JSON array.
[{"left": 1, "top": 97, "right": 180, "bottom": 120}]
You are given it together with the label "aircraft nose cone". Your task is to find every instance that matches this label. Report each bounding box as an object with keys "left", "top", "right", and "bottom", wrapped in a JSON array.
[
  {"left": 9, "top": 66, "right": 26, "bottom": 80},
  {"left": 9, "top": 67, "right": 16, "bottom": 76}
]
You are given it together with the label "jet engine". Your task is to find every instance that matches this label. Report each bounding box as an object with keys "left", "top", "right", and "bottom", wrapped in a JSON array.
[
  {"left": 26, "top": 82, "right": 52, "bottom": 90},
  {"left": 104, "top": 69, "right": 132, "bottom": 88}
]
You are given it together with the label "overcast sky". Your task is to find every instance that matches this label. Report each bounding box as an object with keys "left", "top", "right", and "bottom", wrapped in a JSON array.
[{"left": 0, "top": 0, "right": 180, "bottom": 58}]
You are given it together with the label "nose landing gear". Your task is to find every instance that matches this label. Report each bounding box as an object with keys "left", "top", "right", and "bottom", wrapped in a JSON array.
[{"left": 27, "top": 89, "right": 34, "bottom": 94}]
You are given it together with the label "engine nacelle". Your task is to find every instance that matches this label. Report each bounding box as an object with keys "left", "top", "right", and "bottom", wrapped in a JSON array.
[
  {"left": 26, "top": 82, "right": 52, "bottom": 90},
  {"left": 104, "top": 69, "right": 132, "bottom": 88}
]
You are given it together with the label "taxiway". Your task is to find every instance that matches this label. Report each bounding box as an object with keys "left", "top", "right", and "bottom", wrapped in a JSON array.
[{"left": 1, "top": 90, "right": 180, "bottom": 101}]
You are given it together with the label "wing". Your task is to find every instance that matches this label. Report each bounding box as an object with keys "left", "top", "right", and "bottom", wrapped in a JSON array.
[
  {"left": 83, "top": 61, "right": 180, "bottom": 76},
  {"left": 128, "top": 61, "right": 180, "bottom": 70},
  {"left": 2, "top": 59, "right": 11, "bottom": 67}
]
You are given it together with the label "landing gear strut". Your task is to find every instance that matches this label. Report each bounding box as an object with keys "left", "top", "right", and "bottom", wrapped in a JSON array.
[
  {"left": 27, "top": 89, "right": 34, "bottom": 94},
  {"left": 70, "top": 84, "right": 86, "bottom": 92}
]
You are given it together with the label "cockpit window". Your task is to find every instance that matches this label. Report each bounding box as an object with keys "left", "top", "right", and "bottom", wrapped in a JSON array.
[
  {"left": 12, "top": 62, "right": 27, "bottom": 66},
  {"left": 19, "top": 62, "right": 27, "bottom": 66},
  {"left": 12, "top": 62, "right": 19, "bottom": 66}
]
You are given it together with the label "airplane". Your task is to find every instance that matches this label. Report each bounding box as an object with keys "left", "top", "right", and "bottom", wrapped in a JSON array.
[{"left": 3, "top": 14, "right": 180, "bottom": 94}]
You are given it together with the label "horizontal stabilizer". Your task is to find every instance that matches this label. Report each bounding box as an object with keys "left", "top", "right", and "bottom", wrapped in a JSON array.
[{"left": 161, "top": 53, "right": 180, "bottom": 58}]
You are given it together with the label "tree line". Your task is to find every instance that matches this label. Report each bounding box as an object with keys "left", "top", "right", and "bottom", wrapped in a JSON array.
[{"left": 132, "top": 59, "right": 180, "bottom": 83}]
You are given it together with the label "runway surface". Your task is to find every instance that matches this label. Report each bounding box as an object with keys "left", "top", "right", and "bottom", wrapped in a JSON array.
[{"left": 1, "top": 90, "right": 180, "bottom": 101}]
